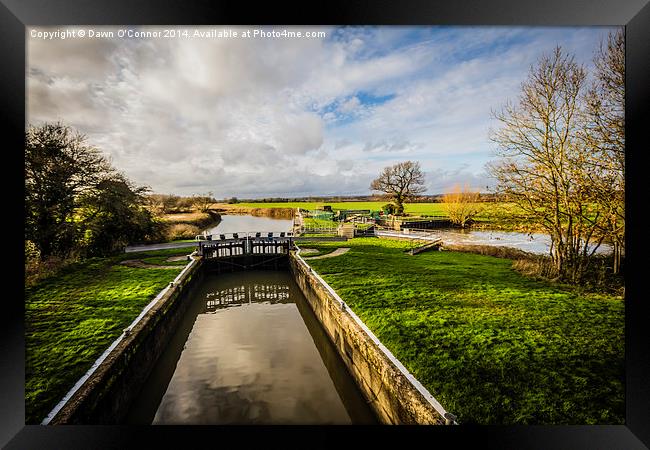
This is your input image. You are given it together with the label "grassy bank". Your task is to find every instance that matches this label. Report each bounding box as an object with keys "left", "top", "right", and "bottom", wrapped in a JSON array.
[
  {"left": 24, "top": 248, "right": 192, "bottom": 424},
  {"left": 160, "top": 209, "right": 221, "bottom": 241},
  {"left": 212, "top": 203, "right": 294, "bottom": 219},
  {"left": 299, "top": 238, "right": 624, "bottom": 424}
]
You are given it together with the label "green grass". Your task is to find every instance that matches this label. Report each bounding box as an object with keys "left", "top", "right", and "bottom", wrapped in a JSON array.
[
  {"left": 236, "top": 201, "right": 537, "bottom": 231},
  {"left": 25, "top": 248, "right": 192, "bottom": 424},
  {"left": 302, "top": 238, "right": 624, "bottom": 425},
  {"left": 236, "top": 201, "right": 450, "bottom": 214},
  {"left": 303, "top": 217, "right": 338, "bottom": 228}
]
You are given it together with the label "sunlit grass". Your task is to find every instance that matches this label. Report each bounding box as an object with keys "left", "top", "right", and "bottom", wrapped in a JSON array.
[
  {"left": 24, "top": 248, "right": 191, "bottom": 424},
  {"left": 303, "top": 238, "right": 624, "bottom": 424}
]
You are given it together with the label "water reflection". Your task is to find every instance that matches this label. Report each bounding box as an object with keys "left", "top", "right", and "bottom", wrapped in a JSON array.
[
  {"left": 126, "top": 270, "right": 375, "bottom": 425},
  {"left": 205, "top": 284, "right": 291, "bottom": 311}
]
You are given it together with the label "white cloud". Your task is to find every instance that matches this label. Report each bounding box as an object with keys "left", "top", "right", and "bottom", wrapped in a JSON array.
[{"left": 27, "top": 25, "right": 617, "bottom": 197}]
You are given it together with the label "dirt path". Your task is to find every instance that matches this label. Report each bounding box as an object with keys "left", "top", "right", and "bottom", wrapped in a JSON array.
[
  {"left": 119, "top": 260, "right": 183, "bottom": 270},
  {"left": 166, "top": 256, "right": 190, "bottom": 262},
  {"left": 303, "top": 247, "right": 351, "bottom": 260},
  {"left": 124, "top": 241, "right": 198, "bottom": 253}
]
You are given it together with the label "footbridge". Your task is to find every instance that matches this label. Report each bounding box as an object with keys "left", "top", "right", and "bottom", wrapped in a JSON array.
[{"left": 196, "top": 231, "right": 295, "bottom": 259}]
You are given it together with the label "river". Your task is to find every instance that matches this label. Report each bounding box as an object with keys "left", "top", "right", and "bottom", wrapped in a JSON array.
[
  {"left": 205, "top": 214, "right": 293, "bottom": 236},
  {"left": 427, "top": 228, "right": 613, "bottom": 255}
]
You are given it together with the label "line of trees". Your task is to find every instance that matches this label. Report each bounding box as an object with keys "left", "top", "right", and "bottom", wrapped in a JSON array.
[
  {"left": 148, "top": 192, "right": 215, "bottom": 214},
  {"left": 25, "top": 122, "right": 163, "bottom": 260},
  {"left": 488, "top": 30, "right": 624, "bottom": 282}
]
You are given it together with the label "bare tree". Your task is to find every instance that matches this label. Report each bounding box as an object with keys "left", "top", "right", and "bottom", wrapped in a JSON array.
[
  {"left": 581, "top": 29, "right": 625, "bottom": 273},
  {"left": 370, "top": 161, "right": 427, "bottom": 215},
  {"left": 442, "top": 183, "right": 483, "bottom": 228},
  {"left": 191, "top": 191, "right": 215, "bottom": 213},
  {"left": 488, "top": 47, "right": 611, "bottom": 283}
]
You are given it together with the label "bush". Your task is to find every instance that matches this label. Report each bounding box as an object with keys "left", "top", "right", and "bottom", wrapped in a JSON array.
[
  {"left": 166, "top": 223, "right": 201, "bottom": 241},
  {"left": 382, "top": 203, "right": 397, "bottom": 215},
  {"left": 511, "top": 253, "right": 623, "bottom": 294},
  {"left": 25, "top": 254, "right": 79, "bottom": 286},
  {"left": 511, "top": 257, "right": 560, "bottom": 279},
  {"left": 443, "top": 243, "right": 535, "bottom": 260},
  {"left": 25, "top": 240, "right": 40, "bottom": 263}
]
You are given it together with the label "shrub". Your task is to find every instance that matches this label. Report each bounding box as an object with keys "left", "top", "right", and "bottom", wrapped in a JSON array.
[
  {"left": 443, "top": 243, "right": 534, "bottom": 260},
  {"left": 25, "top": 254, "right": 79, "bottom": 286},
  {"left": 25, "top": 240, "right": 40, "bottom": 263},
  {"left": 511, "top": 257, "right": 560, "bottom": 280},
  {"left": 382, "top": 203, "right": 397, "bottom": 215}
]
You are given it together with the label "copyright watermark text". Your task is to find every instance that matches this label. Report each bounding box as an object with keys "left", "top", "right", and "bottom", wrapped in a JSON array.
[{"left": 30, "top": 28, "right": 327, "bottom": 41}]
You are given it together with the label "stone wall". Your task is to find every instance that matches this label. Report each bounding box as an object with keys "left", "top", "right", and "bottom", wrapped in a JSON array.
[{"left": 288, "top": 253, "right": 447, "bottom": 425}]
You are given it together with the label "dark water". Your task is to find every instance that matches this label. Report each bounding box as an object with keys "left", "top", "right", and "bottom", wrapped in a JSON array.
[
  {"left": 125, "top": 270, "right": 376, "bottom": 425},
  {"left": 205, "top": 215, "right": 293, "bottom": 236}
]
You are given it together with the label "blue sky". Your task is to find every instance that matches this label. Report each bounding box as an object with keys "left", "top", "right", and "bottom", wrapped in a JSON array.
[{"left": 27, "top": 25, "right": 619, "bottom": 198}]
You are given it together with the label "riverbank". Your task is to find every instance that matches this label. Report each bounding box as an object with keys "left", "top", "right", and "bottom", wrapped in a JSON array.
[
  {"left": 24, "top": 248, "right": 192, "bottom": 424},
  {"left": 159, "top": 209, "right": 222, "bottom": 241},
  {"left": 300, "top": 237, "right": 624, "bottom": 424},
  {"left": 211, "top": 203, "right": 294, "bottom": 219}
]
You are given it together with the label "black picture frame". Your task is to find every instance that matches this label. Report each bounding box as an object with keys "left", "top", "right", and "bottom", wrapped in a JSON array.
[{"left": 3, "top": 0, "right": 649, "bottom": 448}]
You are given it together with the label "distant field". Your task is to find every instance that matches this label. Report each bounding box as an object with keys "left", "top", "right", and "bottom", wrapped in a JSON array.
[
  {"left": 232, "top": 202, "right": 454, "bottom": 215},
  {"left": 231, "top": 202, "right": 534, "bottom": 230}
]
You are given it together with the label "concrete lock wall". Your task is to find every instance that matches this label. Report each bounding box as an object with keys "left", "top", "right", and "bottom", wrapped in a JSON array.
[
  {"left": 49, "top": 257, "right": 205, "bottom": 424},
  {"left": 288, "top": 252, "right": 447, "bottom": 425},
  {"left": 46, "top": 250, "right": 449, "bottom": 425}
]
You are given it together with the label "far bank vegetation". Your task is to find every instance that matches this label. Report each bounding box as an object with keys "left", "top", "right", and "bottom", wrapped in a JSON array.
[
  {"left": 442, "top": 184, "right": 484, "bottom": 227},
  {"left": 147, "top": 192, "right": 220, "bottom": 240}
]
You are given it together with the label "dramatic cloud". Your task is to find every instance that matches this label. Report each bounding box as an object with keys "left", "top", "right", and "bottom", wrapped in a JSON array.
[{"left": 27, "top": 25, "right": 618, "bottom": 197}]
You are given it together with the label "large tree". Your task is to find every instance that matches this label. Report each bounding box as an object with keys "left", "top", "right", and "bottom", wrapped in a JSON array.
[
  {"left": 25, "top": 123, "right": 112, "bottom": 257},
  {"left": 581, "top": 29, "right": 625, "bottom": 273},
  {"left": 78, "top": 174, "right": 162, "bottom": 256},
  {"left": 370, "top": 161, "right": 427, "bottom": 215},
  {"left": 25, "top": 122, "right": 162, "bottom": 258},
  {"left": 488, "top": 47, "right": 612, "bottom": 283}
]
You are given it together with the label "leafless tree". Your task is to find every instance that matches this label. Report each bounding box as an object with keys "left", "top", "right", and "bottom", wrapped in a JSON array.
[
  {"left": 488, "top": 47, "right": 612, "bottom": 283},
  {"left": 442, "top": 183, "right": 483, "bottom": 228},
  {"left": 191, "top": 191, "right": 215, "bottom": 213},
  {"left": 370, "top": 161, "right": 427, "bottom": 215},
  {"left": 581, "top": 29, "right": 625, "bottom": 273}
]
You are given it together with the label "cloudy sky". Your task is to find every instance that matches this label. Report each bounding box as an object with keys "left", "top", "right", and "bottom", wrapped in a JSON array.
[{"left": 27, "top": 25, "right": 618, "bottom": 198}]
